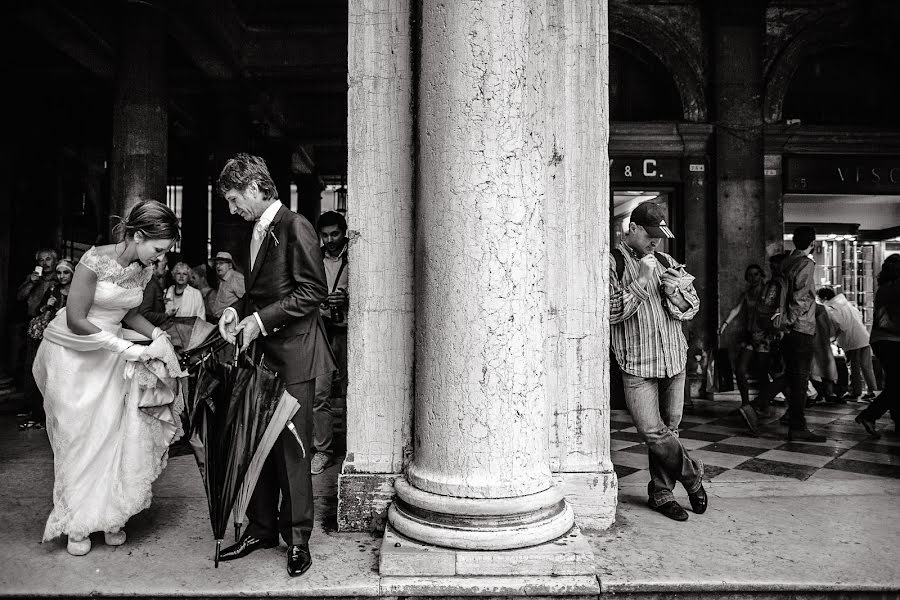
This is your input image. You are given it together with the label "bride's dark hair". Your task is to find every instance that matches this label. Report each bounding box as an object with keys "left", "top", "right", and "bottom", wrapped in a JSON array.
[{"left": 112, "top": 200, "right": 180, "bottom": 243}]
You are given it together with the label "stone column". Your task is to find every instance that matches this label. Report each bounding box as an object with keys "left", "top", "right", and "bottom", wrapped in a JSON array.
[
  {"left": 110, "top": 0, "right": 167, "bottom": 223},
  {"left": 388, "top": 0, "right": 575, "bottom": 550},
  {"left": 338, "top": 0, "right": 416, "bottom": 532},
  {"left": 543, "top": 0, "right": 616, "bottom": 531},
  {"left": 713, "top": 1, "right": 766, "bottom": 323}
]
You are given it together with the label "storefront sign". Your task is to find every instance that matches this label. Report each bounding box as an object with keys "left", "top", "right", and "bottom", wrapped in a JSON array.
[
  {"left": 610, "top": 157, "right": 681, "bottom": 183},
  {"left": 784, "top": 155, "right": 900, "bottom": 194}
]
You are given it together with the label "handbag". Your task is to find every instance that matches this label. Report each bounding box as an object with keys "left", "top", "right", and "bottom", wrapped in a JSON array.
[{"left": 876, "top": 305, "right": 900, "bottom": 336}]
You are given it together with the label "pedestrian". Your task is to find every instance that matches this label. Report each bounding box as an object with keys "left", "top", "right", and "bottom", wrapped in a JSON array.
[
  {"left": 855, "top": 255, "right": 900, "bottom": 438},
  {"left": 817, "top": 287, "right": 878, "bottom": 401},
  {"left": 778, "top": 226, "right": 827, "bottom": 442},
  {"left": 215, "top": 153, "right": 335, "bottom": 577},
  {"left": 719, "top": 263, "right": 768, "bottom": 430},
  {"left": 190, "top": 264, "right": 216, "bottom": 320},
  {"left": 610, "top": 201, "right": 707, "bottom": 522},
  {"left": 138, "top": 252, "right": 170, "bottom": 327},
  {"left": 310, "top": 211, "right": 349, "bottom": 476}
]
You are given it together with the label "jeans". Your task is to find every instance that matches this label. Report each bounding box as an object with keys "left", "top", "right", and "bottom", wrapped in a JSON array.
[
  {"left": 622, "top": 370, "right": 703, "bottom": 507},
  {"left": 863, "top": 341, "right": 899, "bottom": 423},
  {"left": 312, "top": 325, "right": 347, "bottom": 455},
  {"left": 847, "top": 346, "right": 878, "bottom": 397},
  {"left": 782, "top": 330, "right": 815, "bottom": 429}
]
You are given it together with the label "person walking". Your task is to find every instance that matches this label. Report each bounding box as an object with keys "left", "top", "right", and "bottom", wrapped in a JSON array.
[{"left": 855, "top": 255, "right": 900, "bottom": 438}]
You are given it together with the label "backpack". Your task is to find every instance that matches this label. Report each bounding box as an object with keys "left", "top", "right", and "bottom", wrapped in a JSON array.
[{"left": 757, "top": 274, "right": 788, "bottom": 333}]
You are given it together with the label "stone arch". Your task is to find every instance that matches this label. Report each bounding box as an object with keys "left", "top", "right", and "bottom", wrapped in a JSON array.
[
  {"left": 765, "top": 9, "right": 861, "bottom": 124},
  {"left": 609, "top": 4, "right": 707, "bottom": 122}
]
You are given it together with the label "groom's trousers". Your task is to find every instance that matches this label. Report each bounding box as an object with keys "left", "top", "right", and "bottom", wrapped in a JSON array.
[{"left": 245, "top": 379, "right": 315, "bottom": 545}]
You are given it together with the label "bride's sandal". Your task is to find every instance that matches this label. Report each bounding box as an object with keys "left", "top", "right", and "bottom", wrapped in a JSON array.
[
  {"left": 104, "top": 529, "right": 126, "bottom": 546},
  {"left": 67, "top": 535, "right": 92, "bottom": 556}
]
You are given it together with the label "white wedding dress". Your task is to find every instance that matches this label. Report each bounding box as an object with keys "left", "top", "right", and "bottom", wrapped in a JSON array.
[{"left": 33, "top": 247, "right": 182, "bottom": 542}]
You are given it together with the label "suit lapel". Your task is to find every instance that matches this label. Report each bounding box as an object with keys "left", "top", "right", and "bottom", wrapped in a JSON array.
[{"left": 247, "top": 204, "right": 286, "bottom": 291}]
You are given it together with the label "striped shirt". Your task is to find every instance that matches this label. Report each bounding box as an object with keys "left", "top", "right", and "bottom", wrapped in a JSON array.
[{"left": 609, "top": 241, "right": 700, "bottom": 378}]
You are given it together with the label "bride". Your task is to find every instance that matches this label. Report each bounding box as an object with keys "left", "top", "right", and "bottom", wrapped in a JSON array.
[{"left": 32, "top": 200, "right": 183, "bottom": 556}]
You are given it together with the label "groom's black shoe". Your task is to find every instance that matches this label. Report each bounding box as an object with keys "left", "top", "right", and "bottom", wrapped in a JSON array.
[
  {"left": 287, "top": 543, "right": 312, "bottom": 577},
  {"left": 219, "top": 533, "right": 278, "bottom": 562}
]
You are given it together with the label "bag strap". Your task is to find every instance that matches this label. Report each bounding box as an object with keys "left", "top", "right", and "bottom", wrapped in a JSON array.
[
  {"left": 612, "top": 248, "right": 625, "bottom": 282},
  {"left": 613, "top": 248, "right": 673, "bottom": 281},
  {"left": 331, "top": 252, "right": 349, "bottom": 294}
]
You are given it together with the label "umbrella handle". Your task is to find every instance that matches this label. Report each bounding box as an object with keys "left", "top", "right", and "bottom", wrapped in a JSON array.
[
  {"left": 215, "top": 539, "right": 222, "bottom": 568},
  {"left": 234, "top": 522, "right": 242, "bottom": 543}
]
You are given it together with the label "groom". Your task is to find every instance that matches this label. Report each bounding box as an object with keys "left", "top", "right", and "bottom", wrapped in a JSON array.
[{"left": 216, "top": 153, "right": 335, "bottom": 577}]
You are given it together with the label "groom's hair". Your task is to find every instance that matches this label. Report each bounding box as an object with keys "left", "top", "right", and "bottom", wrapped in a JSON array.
[{"left": 217, "top": 153, "right": 279, "bottom": 202}]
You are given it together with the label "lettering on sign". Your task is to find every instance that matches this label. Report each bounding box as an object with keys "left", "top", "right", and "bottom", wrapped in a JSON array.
[
  {"left": 609, "top": 157, "right": 682, "bottom": 183},
  {"left": 784, "top": 156, "right": 900, "bottom": 194},
  {"left": 689, "top": 164, "right": 705, "bottom": 172}
]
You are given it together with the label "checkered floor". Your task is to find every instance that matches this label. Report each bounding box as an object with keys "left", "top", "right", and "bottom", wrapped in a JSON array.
[{"left": 611, "top": 397, "right": 900, "bottom": 484}]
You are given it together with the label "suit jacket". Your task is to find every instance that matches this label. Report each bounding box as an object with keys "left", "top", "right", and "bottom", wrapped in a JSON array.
[
  {"left": 139, "top": 276, "right": 169, "bottom": 327},
  {"left": 232, "top": 204, "right": 336, "bottom": 384}
]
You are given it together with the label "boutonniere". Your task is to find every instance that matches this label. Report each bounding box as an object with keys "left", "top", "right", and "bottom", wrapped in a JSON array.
[{"left": 267, "top": 227, "right": 279, "bottom": 247}]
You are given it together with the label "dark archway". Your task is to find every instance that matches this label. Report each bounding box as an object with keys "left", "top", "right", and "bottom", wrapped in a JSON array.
[
  {"left": 609, "top": 41, "right": 682, "bottom": 122},
  {"left": 609, "top": 4, "right": 707, "bottom": 122}
]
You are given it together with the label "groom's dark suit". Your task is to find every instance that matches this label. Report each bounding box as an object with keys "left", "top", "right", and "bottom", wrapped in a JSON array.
[{"left": 230, "top": 203, "right": 335, "bottom": 545}]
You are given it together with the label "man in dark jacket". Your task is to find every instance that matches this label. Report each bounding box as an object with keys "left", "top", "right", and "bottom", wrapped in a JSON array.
[
  {"left": 139, "top": 253, "right": 170, "bottom": 327},
  {"left": 779, "top": 226, "right": 827, "bottom": 442},
  {"left": 216, "top": 153, "right": 335, "bottom": 577}
]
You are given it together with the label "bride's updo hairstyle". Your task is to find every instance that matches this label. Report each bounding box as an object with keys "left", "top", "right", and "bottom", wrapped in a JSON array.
[{"left": 112, "top": 200, "right": 181, "bottom": 243}]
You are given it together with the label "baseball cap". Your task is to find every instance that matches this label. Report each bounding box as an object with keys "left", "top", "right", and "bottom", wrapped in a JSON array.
[
  {"left": 214, "top": 251, "right": 234, "bottom": 263},
  {"left": 630, "top": 202, "right": 675, "bottom": 239}
]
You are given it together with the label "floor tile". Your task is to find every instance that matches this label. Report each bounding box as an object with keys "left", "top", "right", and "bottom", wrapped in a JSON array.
[
  {"left": 613, "top": 464, "right": 640, "bottom": 479},
  {"left": 756, "top": 449, "right": 834, "bottom": 468},
  {"left": 839, "top": 449, "right": 900, "bottom": 467},
  {"left": 677, "top": 437, "right": 713, "bottom": 451},
  {"left": 620, "top": 444, "right": 649, "bottom": 455},
  {"left": 710, "top": 467, "right": 799, "bottom": 483},
  {"left": 610, "top": 451, "right": 649, "bottom": 470},
  {"left": 867, "top": 434, "right": 900, "bottom": 448},
  {"left": 679, "top": 430, "right": 730, "bottom": 443},
  {"left": 803, "top": 414, "right": 840, "bottom": 425},
  {"left": 719, "top": 435, "right": 784, "bottom": 449},
  {"left": 807, "top": 467, "right": 897, "bottom": 482},
  {"left": 609, "top": 420, "right": 633, "bottom": 431},
  {"left": 689, "top": 449, "right": 751, "bottom": 469},
  {"left": 702, "top": 464, "right": 730, "bottom": 481},
  {"left": 611, "top": 431, "right": 644, "bottom": 443},
  {"left": 825, "top": 458, "right": 900, "bottom": 479},
  {"left": 735, "top": 457, "right": 818, "bottom": 481},
  {"left": 775, "top": 441, "right": 849, "bottom": 457},
  {"left": 855, "top": 441, "right": 900, "bottom": 456},
  {"left": 609, "top": 439, "right": 639, "bottom": 452},
  {"left": 615, "top": 469, "right": 651, "bottom": 486},
  {"left": 688, "top": 424, "right": 750, "bottom": 436},
  {"left": 701, "top": 442, "right": 768, "bottom": 457},
  {"left": 619, "top": 426, "right": 638, "bottom": 433}
]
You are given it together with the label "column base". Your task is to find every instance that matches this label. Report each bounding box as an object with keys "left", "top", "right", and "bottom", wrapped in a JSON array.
[
  {"left": 555, "top": 471, "right": 618, "bottom": 531},
  {"left": 379, "top": 523, "right": 596, "bottom": 579},
  {"left": 337, "top": 472, "right": 403, "bottom": 533},
  {"left": 388, "top": 477, "right": 575, "bottom": 550}
]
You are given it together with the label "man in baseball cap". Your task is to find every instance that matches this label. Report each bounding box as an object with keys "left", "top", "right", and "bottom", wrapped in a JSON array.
[
  {"left": 211, "top": 251, "right": 245, "bottom": 319},
  {"left": 630, "top": 201, "right": 675, "bottom": 239}
]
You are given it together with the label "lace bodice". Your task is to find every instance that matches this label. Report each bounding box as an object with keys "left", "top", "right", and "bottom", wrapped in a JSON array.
[
  {"left": 80, "top": 246, "right": 154, "bottom": 289},
  {"left": 48, "top": 247, "right": 153, "bottom": 331}
]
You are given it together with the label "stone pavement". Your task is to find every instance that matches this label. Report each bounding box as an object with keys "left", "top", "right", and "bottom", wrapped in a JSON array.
[{"left": 1, "top": 396, "right": 899, "bottom": 598}]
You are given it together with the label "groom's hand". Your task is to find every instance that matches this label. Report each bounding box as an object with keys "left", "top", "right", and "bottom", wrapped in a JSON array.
[
  {"left": 234, "top": 316, "right": 261, "bottom": 352},
  {"left": 218, "top": 308, "right": 238, "bottom": 344}
]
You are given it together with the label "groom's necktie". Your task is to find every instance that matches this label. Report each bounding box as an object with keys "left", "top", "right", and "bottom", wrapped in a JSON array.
[{"left": 250, "top": 220, "right": 266, "bottom": 270}]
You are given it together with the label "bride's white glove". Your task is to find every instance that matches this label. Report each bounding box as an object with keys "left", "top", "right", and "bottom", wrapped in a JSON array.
[
  {"left": 140, "top": 335, "right": 172, "bottom": 362},
  {"left": 151, "top": 327, "right": 169, "bottom": 341},
  {"left": 94, "top": 332, "right": 149, "bottom": 362}
]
